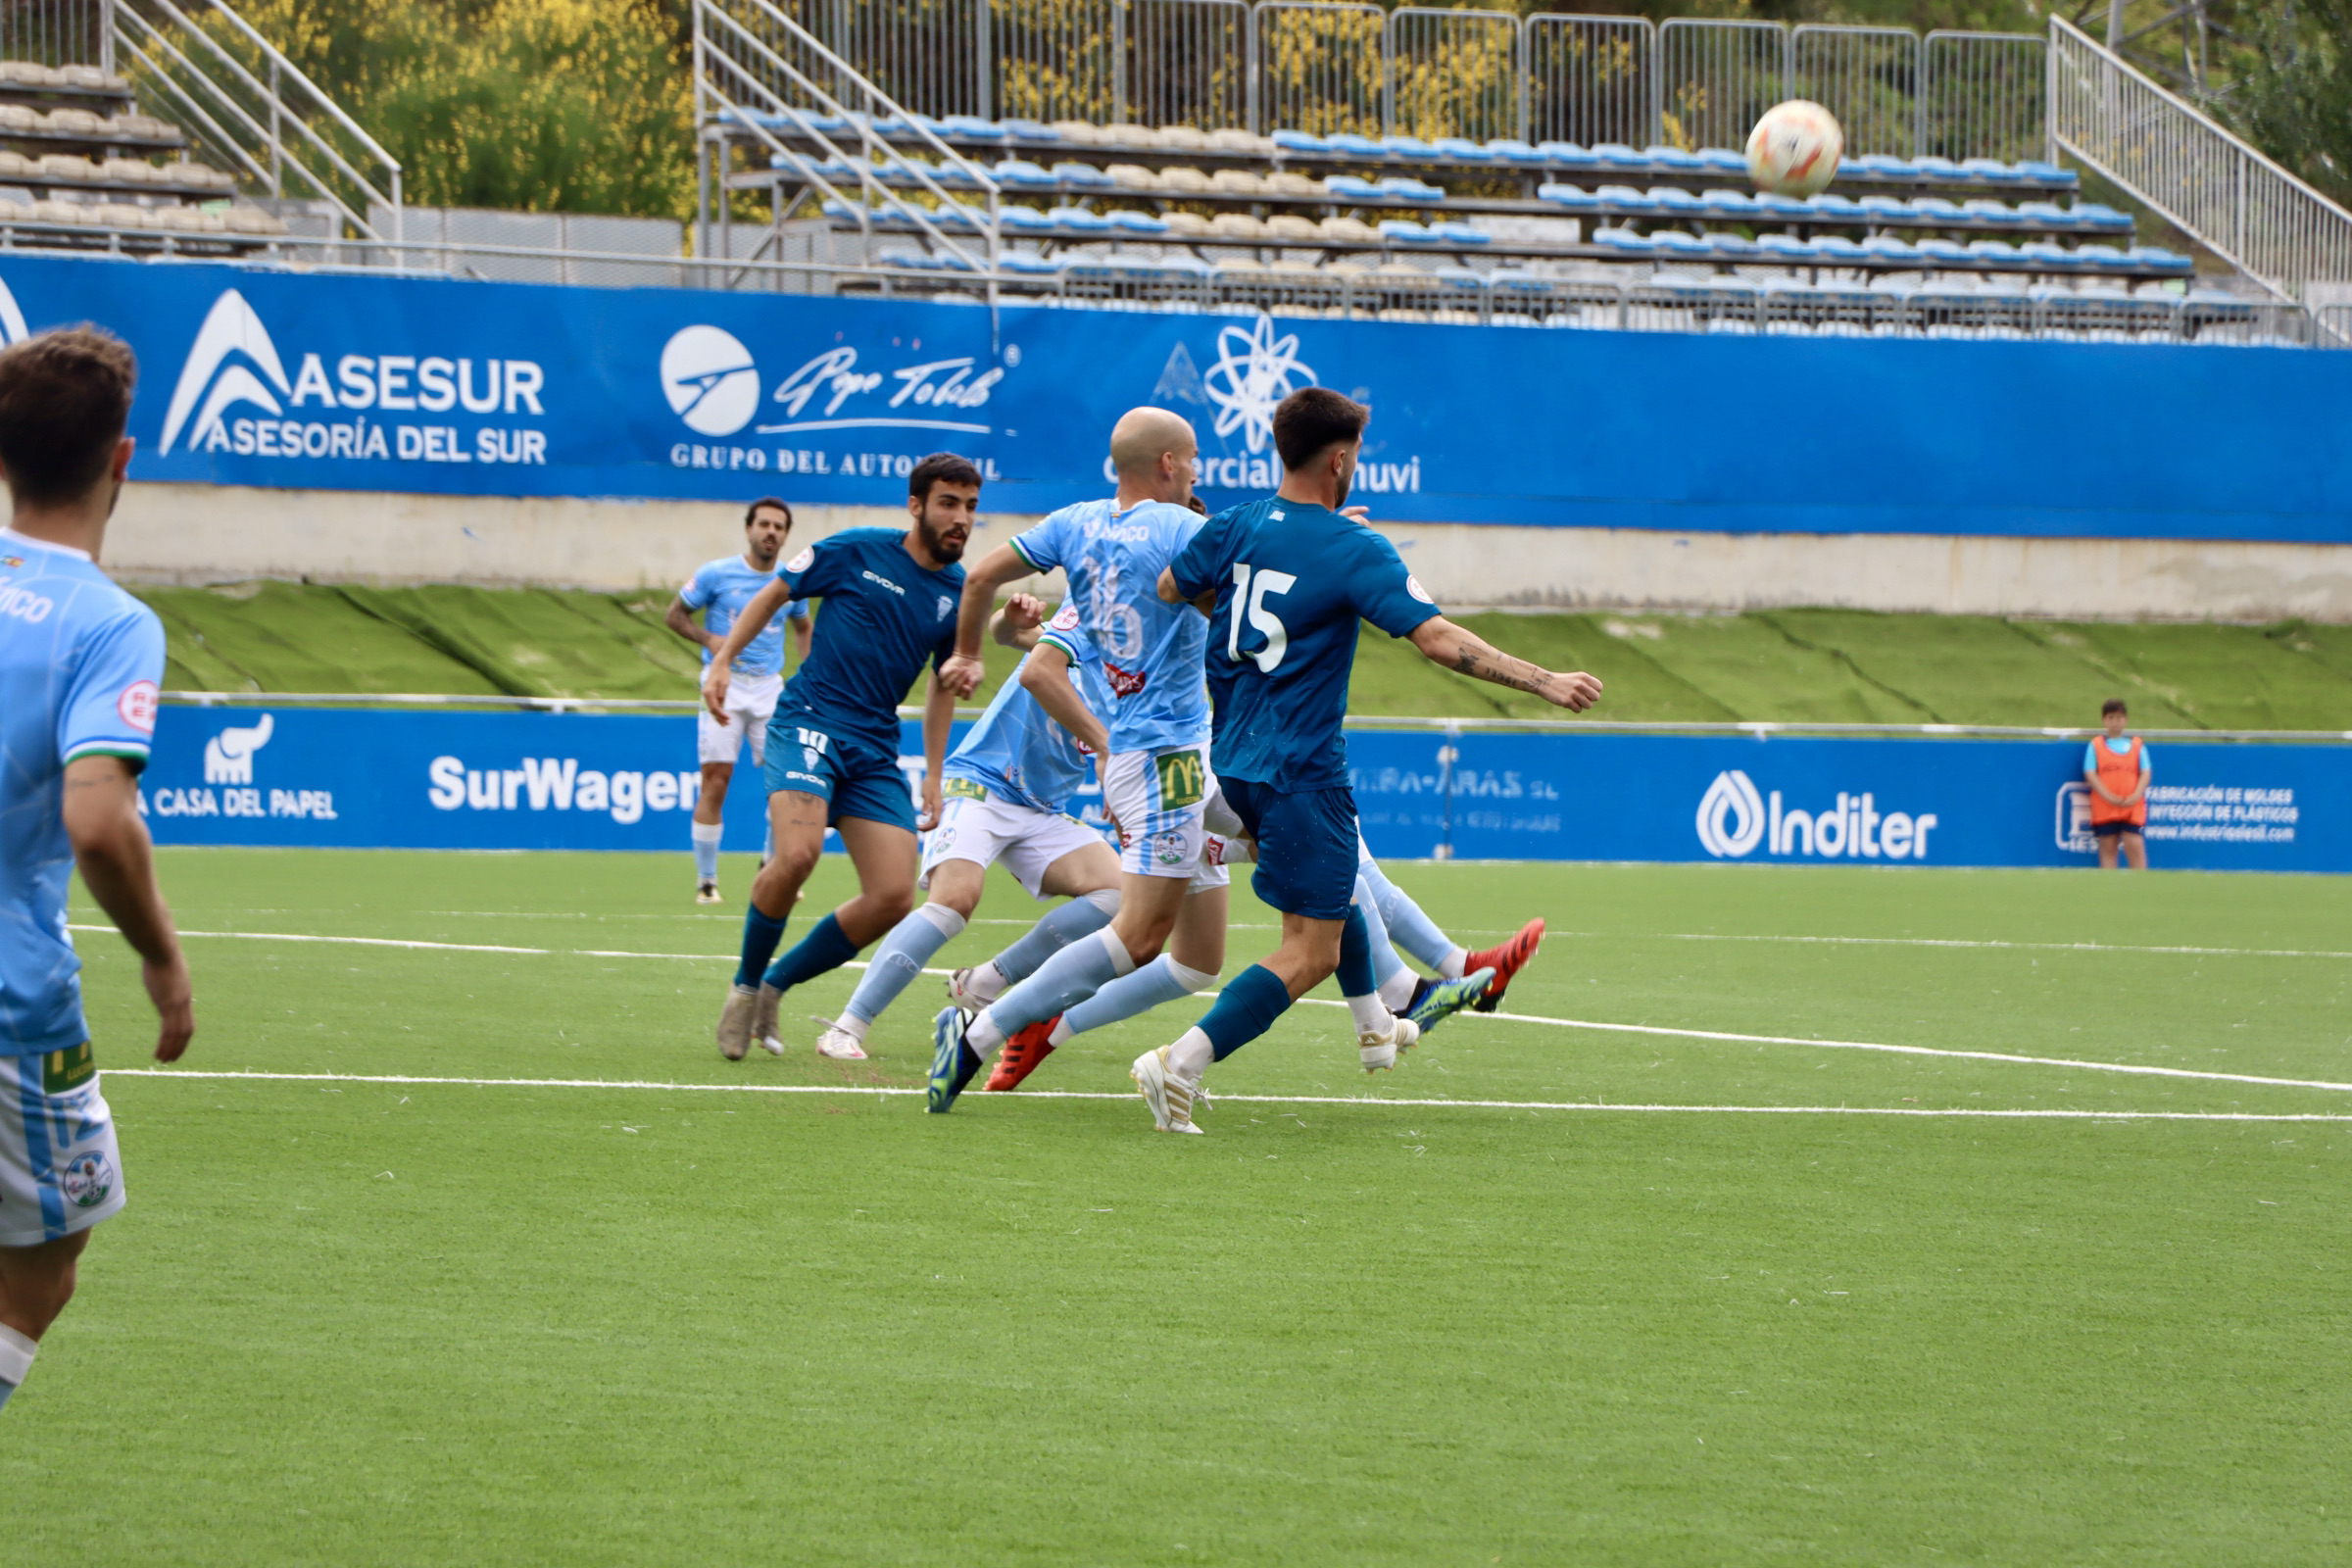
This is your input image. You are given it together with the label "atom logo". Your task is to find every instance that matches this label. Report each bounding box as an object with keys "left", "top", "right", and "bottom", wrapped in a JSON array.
[{"left": 1201, "top": 314, "right": 1316, "bottom": 455}]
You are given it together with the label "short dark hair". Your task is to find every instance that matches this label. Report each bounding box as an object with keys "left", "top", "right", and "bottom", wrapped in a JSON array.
[
  {"left": 2102, "top": 698, "right": 2129, "bottom": 717},
  {"left": 909, "top": 452, "right": 982, "bottom": 503},
  {"left": 1185, "top": 493, "right": 1207, "bottom": 515},
  {"left": 0, "top": 325, "right": 137, "bottom": 507},
  {"left": 745, "top": 496, "right": 792, "bottom": 528},
  {"left": 1271, "top": 386, "right": 1368, "bottom": 471}
]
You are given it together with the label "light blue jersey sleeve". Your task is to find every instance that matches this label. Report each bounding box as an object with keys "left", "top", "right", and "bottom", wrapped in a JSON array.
[
  {"left": 1006, "top": 508, "right": 1074, "bottom": 575},
  {"left": 679, "top": 562, "right": 720, "bottom": 612},
  {"left": 61, "top": 608, "right": 166, "bottom": 767}
]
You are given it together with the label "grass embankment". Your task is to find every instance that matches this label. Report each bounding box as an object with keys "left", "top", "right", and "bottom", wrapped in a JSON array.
[{"left": 129, "top": 583, "right": 2352, "bottom": 729}]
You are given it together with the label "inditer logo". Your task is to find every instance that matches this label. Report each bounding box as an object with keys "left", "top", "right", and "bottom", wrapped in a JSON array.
[
  {"left": 1695, "top": 769, "right": 1941, "bottom": 860},
  {"left": 1695, "top": 769, "right": 1767, "bottom": 858}
]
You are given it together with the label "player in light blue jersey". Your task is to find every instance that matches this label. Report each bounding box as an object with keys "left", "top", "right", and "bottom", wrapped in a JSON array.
[
  {"left": 1128, "top": 386, "right": 1602, "bottom": 1133},
  {"left": 925, "top": 409, "right": 1237, "bottom": 1110},
  {"left": 805, "top": 593, "right": 1123, "bottom": 1058},
  {"left": 0, "top": 328, "right": 194, "bottom": 1414},
  {"left": 665, "top": 497, "right": 812, "bottom": 904}
]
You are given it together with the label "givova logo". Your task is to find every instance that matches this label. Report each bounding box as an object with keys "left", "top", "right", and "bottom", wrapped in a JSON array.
[
  {"left": 155, "top": 288, "right": 548, "bottom": 465},
  {"left": 1696, "top": 771, "right": 1941, "bottom": 860}
]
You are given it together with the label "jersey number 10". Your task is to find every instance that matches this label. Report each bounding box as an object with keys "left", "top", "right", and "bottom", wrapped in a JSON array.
[{"left": 1228, "top": 564, "right": 1297, "bottom": 674}]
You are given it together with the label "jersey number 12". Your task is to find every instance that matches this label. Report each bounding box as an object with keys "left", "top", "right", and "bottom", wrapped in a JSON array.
[{"left": 1228, "top": 564, "right": 1297, "bottom": 674}]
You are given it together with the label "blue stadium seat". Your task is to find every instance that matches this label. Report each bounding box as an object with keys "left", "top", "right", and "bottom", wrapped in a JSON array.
[
  {"left": 1592, "top": 226, "right": 1654, "bottom": 254},
  {"left": 1644, "top": 144, "right": 1704, "bottom": 171},
  {"left": 2071, "top": 204, "right": 2136, "bottom": 232},
  {"left": 1377, "top": 176, "right": 1446, "bottom": 202},
  {"left": 876, "top": 246, "right": 941, "bottom": 270},
  {"left": 1596, "top": 184, "right": 1658, "bottom": 213},
  {"left": 1325, "top": 174, "right": 1383, "bottom": 200},
  {"left": 1435, "top": 137, "right": 1492, "bottom": 162},
  {"left": 1001, "top": 120, "right": 1055, "bottom": 140},
  {"left": 1652, "top": 229, "right": 1709, "bottom": 258},
  {"left": 1911, "top": 196, "right": 1963, "bottom": 221},
  {"left": 1699, "top": 188, "right": 1756, "bottom": 216},
  {"left": 1427, "top": 221, "right": 1490, "bottom": 244},
  {"left": 1696, "top": 148, "right": 1747, "bottom": 174},
  {"left": 1592, "top": 143, "right": 1648, "bottom": 168},
  {"left": 1960, "top": 157, "right": 2023, "bottom": 184},
  {"left": 1855, "top": 195, "right": 1908, "bottom": 221},
  {"left": 1961, "top": 199, "right": 2025, "bottom": 225},
  {"left": 2128, "top": 246, "right": 2194, "bottom": 273},
  {"left": 1048, "top": 206, "right": 1110, "bottom": 232},
  {"left": 1846, "top": 154, "right": 1908, "bottom": 177},
  {"left": 1377, "top": 219, "right": 1439, "bottom": 243},
  {"left": 1861, "top": 235, "right": 1920, "bottom": 262},
  {"left": 1272, "top": 129, "right": 1332, "bottom": 153},
  {"left": 2016, "top": 160, "right": 2078, "bottom": 187},
  {"left": 1650, "top": 186, "right": 1704, "bottom": 215},
  {"left": 1967, "top": 239, "right": 2027, "bottom": 266},
  {"left": 2017, "top": 200, "right": 2082, "bottom": 229},
  {"left": 1705, "top": 231, "right": 1760, "bottom": 257},
  {"left": 1756, "top": 232, "right": 1817, "bottom": 261},
  {"left": 997, "top": 206, "right": 1053, "bottom": 231},
  {"left": 943, "top": 116, "right": 1005, "bottom": 140},
  {"left": 2020, "top": 240, "right": 2085, "bottom": 270},
  {"left": 1814, "top": 235, "right": 1866, "bottom": 261},
  {"left": 992, "top": 160, "right": 1058, "bottom": 188},
  {"left": 2073, "top": 243, "right": 2134, "bottom": 273},
  {"left": 1327, "top": 132, "right": 1387, "bottom": 158},
  {"left": 1916, "top": 237, "right": 1970, "bottom": 263},
  {"left": 1486, "top": 138, "right": 1548, "bottom": 166},
  {"left": 1537, "top": 183, "right": 1600, "bottom": 211},
  {"left": 1383, "top": 134, "right": 1442, "bottom": 160},
  {"left": 1052, "top": 162, "right": 1114, "bottom": 187},
  {"left": 1809, "top": 192, "right": 1864, "bottom": 218},
  {"left": 1913, "top": 157, "right": 1966, "bottom": 182},
  {"left": 1537, "top": 141, "right": 1601, "bottom": 169},
  {"left": 1753, "top": 192, "right": 1811, "bottom": 219},
  {"left": 1107, "top": 210, "right": 1168, "bottom": 234}
]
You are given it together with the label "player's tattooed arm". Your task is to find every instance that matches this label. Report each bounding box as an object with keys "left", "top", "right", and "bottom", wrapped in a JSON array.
[
  {"left": 703, "top": 577, "right": 794, "bottom": 719},
  {"left": 63, "top": 756, "right": 194, "bottom": 1062},
  {"left": 1408, "top": 616, "right": 1603, "bottom": 711},
  {"left": 662, "top": 595, "right": 721, "bottom": 655},
  {"left": 1020, "top": 639, "right": 1112, "bottom": 758},
  {"left": 992, "top": 592, "right": 1047, "bottom": 653}
]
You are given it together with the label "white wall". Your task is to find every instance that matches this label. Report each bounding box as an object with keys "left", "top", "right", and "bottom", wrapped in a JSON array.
[{"left": 101, "top": 480, "right": 2352, "bottom": 622}]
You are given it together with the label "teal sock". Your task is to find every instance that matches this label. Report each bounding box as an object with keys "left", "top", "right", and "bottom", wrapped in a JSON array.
[
  {"left": 1193, "top": 962, "right": 1293, "bottom": 1061},
  {"left": 763, "top": 911, "right": 860, "bottom": 994},
  {"left": 1336, "top": 906, "right": 1377, "bottom": 998},
  {"left": 736, "top": 904, "right": 788, "bottom": 988}
]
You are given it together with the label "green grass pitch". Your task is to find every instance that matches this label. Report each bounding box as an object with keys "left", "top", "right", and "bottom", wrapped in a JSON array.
[{"left": 9, "top": 850, "right": 2352, "bottom": 1564}]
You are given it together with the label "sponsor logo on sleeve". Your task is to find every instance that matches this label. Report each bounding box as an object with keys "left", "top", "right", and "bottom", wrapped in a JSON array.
[
  {"left": 117, "top": 680, "right": 159, "bottom": 734},
  {"left": 785, "top": 546, "right": 815, "bottom": 573},
  {"left": 1406, "top": 574, "right": 1434, "bottom": 605}
]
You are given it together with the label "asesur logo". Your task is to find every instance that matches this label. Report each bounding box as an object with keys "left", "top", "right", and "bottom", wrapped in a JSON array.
[
  {"left": 661, "top": 325, "right": 760, "bottom": 437},
  {"left": 159, "top": 290, "right": 289, "bottom": 455},
  {"left": 1695, "top": 769, "right": 1767, "bottom": 858}
]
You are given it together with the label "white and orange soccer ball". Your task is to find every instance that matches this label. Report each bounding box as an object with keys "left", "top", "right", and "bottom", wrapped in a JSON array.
[{"left": 1745, "top": 100, "right": 1844, "bottom": 197}]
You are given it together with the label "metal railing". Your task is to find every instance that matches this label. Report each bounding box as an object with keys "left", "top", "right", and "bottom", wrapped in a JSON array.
[
  {"left": 101, "top": 0, "right": 401, "bottom": 242},
  {"left": 0, "top": 0, "right": 106, "bottom": 67},
  {"left": 710, "top": 2, "right": 2043, "bottom": 156},
  {"left": 2048, "top": 17, "right": 2352, "bottom": 304}
]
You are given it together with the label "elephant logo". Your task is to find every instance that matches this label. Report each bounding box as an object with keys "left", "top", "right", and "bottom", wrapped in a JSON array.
[{"left": 203, "top": 714, "right": 275, "bottom": 785}]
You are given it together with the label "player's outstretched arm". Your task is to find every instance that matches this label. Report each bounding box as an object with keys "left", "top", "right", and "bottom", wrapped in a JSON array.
[
  {"left": 991, "top": 592, "right": 1047, "bottom": 653},
  {"left": 1019, "top": 640, "right": 1111, "bottom": 758},
  {"left": 945, "top": 544, "right": 1035, "bottom": 696},
  {"left": 919, "top": 671, "right": 956, "bottom": 830},
  {"left": 703, "top": 577, "right": 794, "bottom": 720},
  {"left": 62, "top": 756, "right": 193, "bottom": 1062},
  {"left": 1408, "top": 617, "right": 1602, "bottom": 712}
]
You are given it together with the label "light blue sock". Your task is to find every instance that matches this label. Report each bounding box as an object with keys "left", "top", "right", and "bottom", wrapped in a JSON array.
[
  {"left": 974, "top": 927, "right": 1133, "bottom": 1052},
  {"left": 1358, "top": 856, "right": 1456, "bottom": 972},
  {"left": 1355, "top": 875, "right": 1410, "bottom": 999},
  {"left": 845, "top": 905, "right": 964, "bottom": 1026},
  {"left": 1060, "top": 954, "right": 1214, "bottom": 1040},
  {"left": 692, "top": 821, "right": 722, "bottom": 882},
  {"left": 987, "top": 889, "right": 1119, "bottom": 988}
]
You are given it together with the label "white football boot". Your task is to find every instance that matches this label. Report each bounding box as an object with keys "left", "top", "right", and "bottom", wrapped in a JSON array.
[
  {"left": 715, "top": 984, "right": 760, "bottom": 1061},
  {"left": 1131, "top": 1046, "right": 1206, "bottom": 1134},
  {"left": 812, "top": 1015, "right": 869, "bottom": 1061},
  {"left": 1358, "top": 1013, "right": 1422, "bottom": 1073}
]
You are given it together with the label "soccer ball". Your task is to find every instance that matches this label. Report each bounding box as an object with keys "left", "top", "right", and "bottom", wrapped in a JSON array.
[{"left": 1745, "top": 100, "right": 1843, "bottom": 197}]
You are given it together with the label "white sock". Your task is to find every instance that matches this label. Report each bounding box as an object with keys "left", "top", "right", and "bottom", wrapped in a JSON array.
[
  {"left": 0, "top": 1322, "right": 34, "bottom": 1401},
  {"left": 691, "top": 819, "right": 723, "bottom": 882},
  {"left": 835, "top": 1012, "right": 870, "bottom": 1041},
  {"left": 1437, "top": 946, "right": 1468, "bottom": 980},
  {"left": 1346, "top": 994, "right": 1394, "bottom": 1035},
  {"left": 1377, "top": 969, "right": 1417, "bottom": 1011},
  {"left": 965, "top": 961, "right": 1006, "bottom": 1004},
  {"left": 1167, "top": 1027, "right": 1213, "bottom": 1082},
  {"left": 967, "top": 1011, "right": 1006, "bottom": 1056}
]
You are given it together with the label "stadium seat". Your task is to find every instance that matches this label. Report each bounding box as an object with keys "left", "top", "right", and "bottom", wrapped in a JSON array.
[
  {"left": 1696, "top": 148, "right": 1747, "bottom": 174},
  {"left": 1271, "top": 129, "right": 1330, "bottom": 153},
  {"left": 1378, "top": 175, "right": 1446, "bottom": 202},
  {"left": 1967, "top": 239, "right": 2026, "bottom": 267},
  {"left": 992, "top": 159, "right": 1057, "bottom": 188},
  {"left": 1592, "top": 143, "right": 1648, "bottom": 168},
  {"left": 1699, "top": 188, "right": 1755, "bottom": 216},
  {"left": 2070, "top": 204, "right": 2136, "bottom": 232},
  {"left": 1756, "top": 232, "right": 1817, "bottom": 261},
  {"left": 1595, "top": 184, "right": 1657, "bottom": 213},
  {"left": 2128, "top": 246, "right": 2194, "bottom": 274},
  {"left": 1049, "top": 206, "right": 1110, "bottom": 232},
  {"left": 1537, "top": 183, "right": 1600, "bottom": 211},
  {"left": 1327, "top": 131, "right": 1385, "bottom": 158},
  {"left": 1106, "top": 210, "right": 1168, "bottom": 234},
  {"left": 1053, "top": 162, "right": 1114, "bottom": 187},
  {"left": 1962, "top": 199, "right": 2027, "bottom": 226},
  {"left": 1651, "top": 186, "right": 1705, "bottom": 215},
  {"left": 1704, "top": 231, "right": 1759, "bottom": 258},
  {"left": 1861, "top": 235, "right": 1920, "bottom": 263},
  {"left": 1486, "top": 138, "right": 1547, "bottom": 166},
  {"left": 1592, "top": 226, "right": 1654, "bottom": 254},
  {"left": 1434, "top": 137, "right": 1492, "bottom": 162},
  {"left": 1538, "top": 142, "right": 1602, "bottom": 169},
  {"left": 1961, "top": 157, "right": 2023, "bottom": 183},
  {"left": 1916, "top": 237, "right": 1971, "bottom": 264},
  {"left": 2020, "top": 240, "right": 2086, "bottom": 271}
]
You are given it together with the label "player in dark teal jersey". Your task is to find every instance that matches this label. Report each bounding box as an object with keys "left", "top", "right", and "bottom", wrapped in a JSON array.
[
  {"left": 1133, "top": 388, "right": 1604, "bottom": 1133},
  {"left": 700, "top": 454, "right": 978, "bottom": 1062}
]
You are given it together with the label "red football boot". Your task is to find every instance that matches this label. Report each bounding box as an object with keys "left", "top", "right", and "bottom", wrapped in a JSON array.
[
  {"left": 983, "top": 1016, "right": 1060, "bottom": 1091},
  {"left": 1462, "top": 917, "right": 1544, "bottom": 1012}
]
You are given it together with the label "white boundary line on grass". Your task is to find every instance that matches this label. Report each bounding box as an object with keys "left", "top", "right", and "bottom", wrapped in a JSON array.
[
  {"left": 74, "top": 926, "right": 2352, "bottom": 1098},
  {"left": 102, "top": 1068, "right": 2352, "bottom": 1122},
  {"left": 1653, "top": 933, "right": 2352, "bottom": 960}
]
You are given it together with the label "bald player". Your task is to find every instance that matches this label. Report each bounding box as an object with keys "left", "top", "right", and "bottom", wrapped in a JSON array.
[{"left": 925, "top": 408, "right": 1306, "bottom": 1111}]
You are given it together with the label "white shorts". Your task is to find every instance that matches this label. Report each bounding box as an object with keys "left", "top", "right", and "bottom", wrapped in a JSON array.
[
  {"left": 698, "top": 670, "right": 783, "bottom": 767},
  {"left": 0, "top": 1046, "right": 125, "bottom": 1248},
  {"left": 1102, "top": 744, "right": 1233, "bottom": 893},
  {"left": 920, "top": 785, "right": 1107, "bottom": 901}
]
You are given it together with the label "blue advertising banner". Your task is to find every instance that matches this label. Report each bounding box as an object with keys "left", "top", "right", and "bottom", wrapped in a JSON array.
[
  {"left": 1, "top": 254, "right": 2347, "bottom": 542},
  {"left": 142, "top": 706, "right": 2345, "bottom": 873}
]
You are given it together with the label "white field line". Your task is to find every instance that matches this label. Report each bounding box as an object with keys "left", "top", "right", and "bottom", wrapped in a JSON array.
[
  {"left": 71, "top": 926, "right": 2352, "bottom": 1098},
  {"left": 1651, "top": 932, "right": 2352, "bottom": 960},
  {"left": 102, "top": 1068, "right": 2352, "bottom": 1122}
]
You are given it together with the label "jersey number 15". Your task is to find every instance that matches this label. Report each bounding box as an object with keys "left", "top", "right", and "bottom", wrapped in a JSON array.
[{"left": 1227, "top": 564, "right": 1297, "bottom": 674}]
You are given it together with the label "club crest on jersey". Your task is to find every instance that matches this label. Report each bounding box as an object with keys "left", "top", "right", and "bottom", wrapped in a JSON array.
[
  {"left": 117, "top": 680, "right": 160, "bottom": 734},
  {"left": 60, "top": 1150, "right": 114, "bottom": 1208},
  {"left": 786, "top": 546, "right": 814, "bottom": 573},
  {"left": 936, "top": 594, "right": 955, "bottom": 621},
  {"left": 803, "top": 747, "right": 823, "bottom": 772},
  {"left": 0, "top": 553, "right": 22, "bottom": 567},
  {"left": 1102, "top": 660, "right": 1149, "bottom": 698}
]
